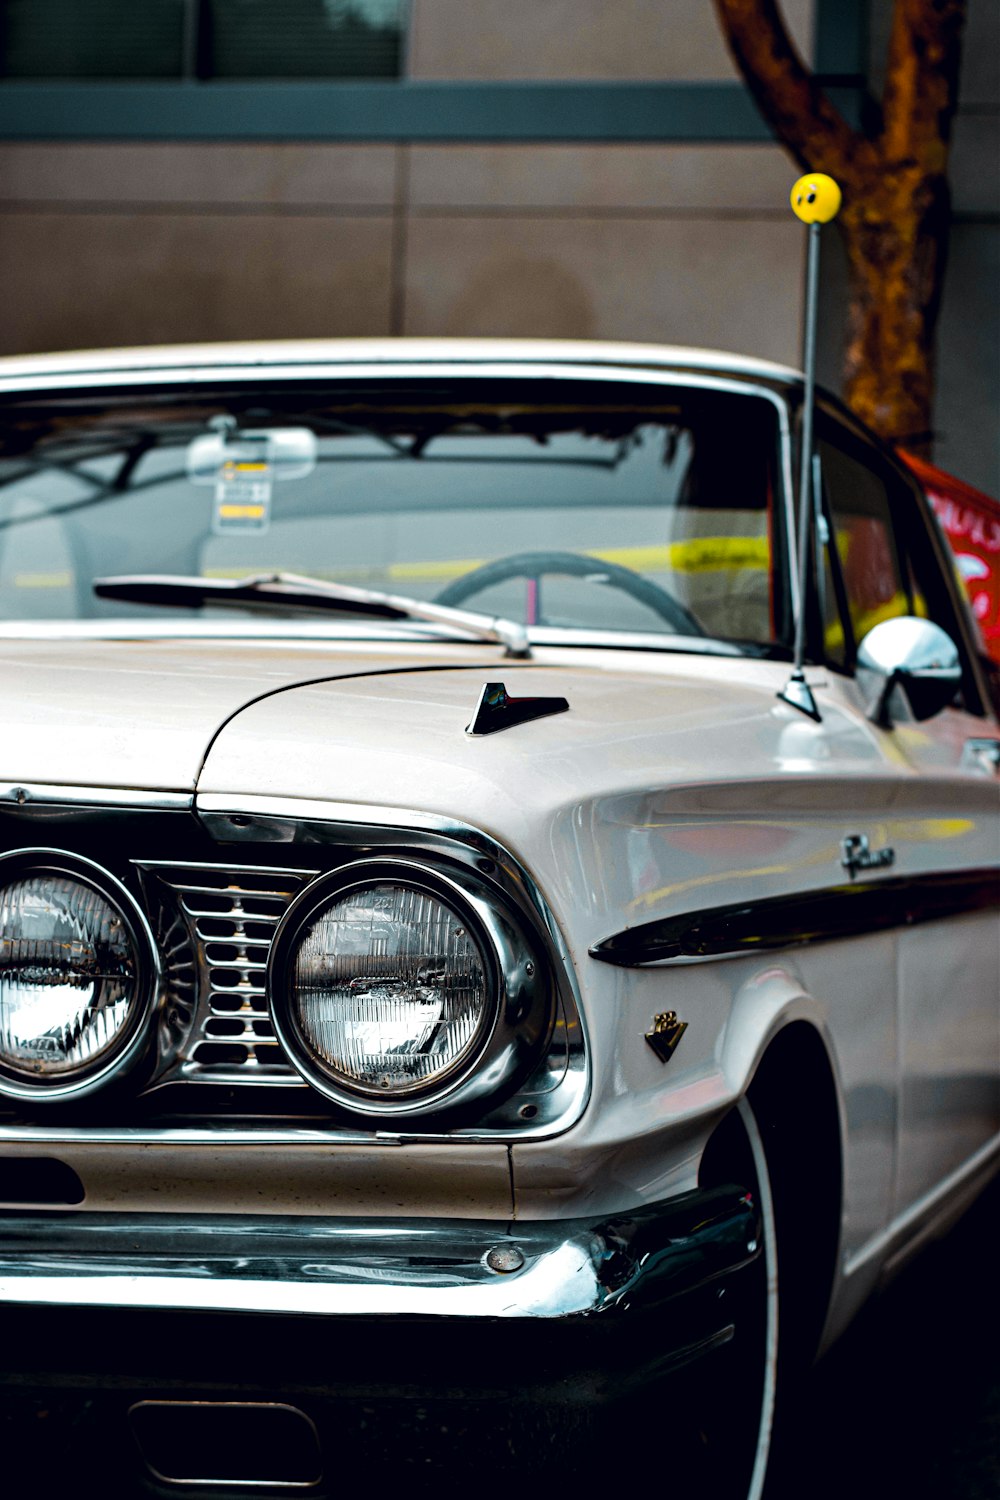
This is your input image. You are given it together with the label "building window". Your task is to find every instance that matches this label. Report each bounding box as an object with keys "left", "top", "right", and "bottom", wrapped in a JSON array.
[{"left": 0, "top": 0, "right": 407, "bottom": 81}]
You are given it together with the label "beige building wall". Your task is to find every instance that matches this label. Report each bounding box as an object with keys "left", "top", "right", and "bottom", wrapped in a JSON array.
[
  {"left": 0, "top": 0, "right": 815, "bottom": 369},
  {"left": 0, "top": 143, "right": 400, "bottom": 349},
  {"left": 0, "top": 0, "right": 995, "bottom": 487},
  {"left": 406, "top": 0, "right": 813, "bottom": 80},
  {"left": 0, "top": 135, "right": 808, "bottom": 367}
]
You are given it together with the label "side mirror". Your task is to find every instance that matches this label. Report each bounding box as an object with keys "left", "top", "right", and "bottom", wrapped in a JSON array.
[{"left": 857, "top": 616, "right": 962, "bottom": 725}]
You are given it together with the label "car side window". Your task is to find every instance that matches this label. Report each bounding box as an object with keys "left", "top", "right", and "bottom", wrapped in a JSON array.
[
  {"left": 818, "top": 428, "right": 923, "bottom": 668},
  {"left": 816, "top": 416, "right": 984, "bottom": 715}
]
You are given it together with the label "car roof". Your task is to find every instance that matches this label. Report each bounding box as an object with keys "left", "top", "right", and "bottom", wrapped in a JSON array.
[{"left": 0, "top": 338, "right": 802, "bottom": 388}]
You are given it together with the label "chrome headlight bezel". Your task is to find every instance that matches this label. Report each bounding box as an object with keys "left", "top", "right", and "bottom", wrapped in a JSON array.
[
  {"left": 0, "top": 847, "right": 160, "bottom": 1103},
  {"left": 267, "top": 857, "right": 552, "bottom": 1118}
]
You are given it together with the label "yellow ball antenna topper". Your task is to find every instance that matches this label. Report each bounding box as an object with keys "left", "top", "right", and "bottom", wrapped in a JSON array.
[{"left": 790, "top": 172, "right": 842, "bottom": 224}]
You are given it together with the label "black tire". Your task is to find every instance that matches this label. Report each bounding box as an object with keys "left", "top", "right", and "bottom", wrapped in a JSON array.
[{"left": 696, "top": 1098, "right": 779, "bottom": 1499}]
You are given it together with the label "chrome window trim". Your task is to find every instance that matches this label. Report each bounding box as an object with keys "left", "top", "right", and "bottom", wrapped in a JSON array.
[
  {"left": 0, "top": 621, "right": 765, "bottom": 655},
  {"left": 0, "top": 357, "right": 798, "bottom": 392},
  {"left": 0, "top": 361, "right": 799, "bottom": 635}
]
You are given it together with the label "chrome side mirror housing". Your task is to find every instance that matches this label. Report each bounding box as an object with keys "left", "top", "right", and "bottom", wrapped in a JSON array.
[{"left": 857, "top": 616, "right": 962, "bottom": 726}]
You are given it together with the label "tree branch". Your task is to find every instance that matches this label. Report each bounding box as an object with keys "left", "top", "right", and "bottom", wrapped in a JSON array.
[
  {"left": 881, "top": 0, "right": 966, "bottom": 164},
  {"left": 712, "top": 0, "right": 866, "bottom": 178}
]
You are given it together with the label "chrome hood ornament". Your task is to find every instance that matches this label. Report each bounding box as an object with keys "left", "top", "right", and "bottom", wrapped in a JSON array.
[{"left": 466, "top": 682, "right": 570, "bottom": 737}]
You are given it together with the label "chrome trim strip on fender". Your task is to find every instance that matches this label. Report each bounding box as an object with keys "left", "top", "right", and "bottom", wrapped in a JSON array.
[
  {"left": 196, "top": 792, "right": 487, "bottom": 844},
  {"left": 0, "top": 783, "right": 193, "bottom": 810},
  {"left": 590, "top": 867, "right": 1000, "bottom": 967},
  {"left": 0, "top": 1186, "right": 757, "bottom": 1319}
]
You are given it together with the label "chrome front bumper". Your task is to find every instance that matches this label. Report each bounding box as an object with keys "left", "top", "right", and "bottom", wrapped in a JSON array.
[
  {"left": 0, "top": 1188, "right": 759, "bottom": 1490},
  {"left": 0, "top": 1185, "right": 756, "bottom": 1321}
]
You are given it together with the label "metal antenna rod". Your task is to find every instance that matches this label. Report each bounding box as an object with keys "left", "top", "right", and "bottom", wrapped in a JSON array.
[
  {"left": 792, "top": 220, "right": 821, "bottom": 676},
  {"left": 778, "top": 172, "right": 842, "bottom": 724}
]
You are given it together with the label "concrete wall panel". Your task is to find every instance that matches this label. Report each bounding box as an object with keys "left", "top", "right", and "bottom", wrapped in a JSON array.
[
  {"left": 408, "top": 142, "right": 796, "bottom": 212},
  {"left": 0, "top": 143, "right": 398, "bottom": 207},
  {"left": 403, "top": 214, "right": 801, "bottom": 364},
  {"left": 408, "top": 0, "right": 814, "bottom": 81},
  {"left": 955, "top": 0, "right": 999, "bottom": 108},
  {"left": 0, "top": 213, "right": 394, "bottom": 353},
  {"left": 950, "top": 114, "right": 1000, "bottom": 218}
]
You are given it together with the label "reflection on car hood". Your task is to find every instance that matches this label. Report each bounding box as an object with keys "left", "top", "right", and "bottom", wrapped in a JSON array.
[
  {"left": 0, "top": 638, "right": 509, "bottom": 792},
  {"left": 198, "top": 655, "right": 793, "bottom": 833},
  {"left": 0, "top": 636, "right": 803, "bottom": 805}
]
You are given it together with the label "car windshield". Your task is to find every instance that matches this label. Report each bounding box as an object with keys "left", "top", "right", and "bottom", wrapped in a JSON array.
[{"left": 0, "top": 375, "right": 790, "bottom": 652}]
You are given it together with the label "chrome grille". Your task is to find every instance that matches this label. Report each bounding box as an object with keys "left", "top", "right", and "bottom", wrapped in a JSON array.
[{"left": 140, "top": 862, "right": 319, "bottom": 1084}]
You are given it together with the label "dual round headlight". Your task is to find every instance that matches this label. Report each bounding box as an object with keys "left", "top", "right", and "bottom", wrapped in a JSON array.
[
  {"left": 268, "top": 860, "right": 546, "bottom": 1116},
  {"left": 0, "top": 850, "right": 158, "bottom": 1102},
  {"left": 0, "top": 850, "right": 546, "bottom": 1118}
]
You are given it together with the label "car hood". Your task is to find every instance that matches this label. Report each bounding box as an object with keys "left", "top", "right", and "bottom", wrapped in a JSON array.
[
  {"left": 0, "top": 636, "right": 510, "bottom": 792},
  {"left": 2, "top": 636, "right": 890, "bottom": 977},
  {"left": 0, "top": 634, "right": 811, "bottom": 800},
  {"left": 0, "top": 639, "right": 881, "bottom": 818},
  {"left": 196, "top": 650, "right": 833, "bottom": 830}
]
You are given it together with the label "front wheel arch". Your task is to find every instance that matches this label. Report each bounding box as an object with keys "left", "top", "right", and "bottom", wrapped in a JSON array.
[
  {"left": 705, "top": 1021, "right": 844, "bottom": 1365},
  {"left": 697, "top": 1023, "right": 844, "bottom": 1493},
  {"left": 743, "top": 1020, "right": 844, "bottom": 1373}
]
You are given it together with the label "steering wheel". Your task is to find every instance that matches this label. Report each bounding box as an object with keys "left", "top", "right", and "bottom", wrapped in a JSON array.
[{"left": 434, "top": 550, "right": 703, "bottom": 636}]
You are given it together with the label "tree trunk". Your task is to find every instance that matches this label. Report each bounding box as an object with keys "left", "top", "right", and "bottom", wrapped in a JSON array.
[
  {"left": 841, "top": 164, "right": 952, "bottom": 453},
  {"left": 712, "top": 0, "right": 966, "bottom": 455}
]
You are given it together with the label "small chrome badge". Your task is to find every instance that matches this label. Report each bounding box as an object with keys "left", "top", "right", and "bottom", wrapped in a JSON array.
[
  {"left": 645, "top": 1010, "right": 688, "bottom": 1065},
  {"left": 841, "top": 834, "right": 895, "bottom": 878}
]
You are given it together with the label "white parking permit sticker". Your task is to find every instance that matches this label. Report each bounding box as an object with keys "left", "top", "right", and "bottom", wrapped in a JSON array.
[{"left": 214, "top": 456, "right": 272, "bottom": 534}]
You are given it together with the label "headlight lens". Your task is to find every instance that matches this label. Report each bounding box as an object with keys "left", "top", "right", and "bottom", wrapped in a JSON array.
[
  {"left": 290, "top": 882, "right": 491, "bottom": 1098},
  {"left": 0, "top": 861, "right": 153, "bottom": 1096}
]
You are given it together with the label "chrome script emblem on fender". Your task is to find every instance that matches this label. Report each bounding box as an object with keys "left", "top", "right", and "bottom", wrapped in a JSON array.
[{"left": 841, "top": 834, "right": 895, "bottom": 878}]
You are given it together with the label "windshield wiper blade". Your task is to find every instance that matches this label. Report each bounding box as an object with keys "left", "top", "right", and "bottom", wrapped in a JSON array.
[{"left": 93, "top": 571, "right": 531, "bottom": 659}]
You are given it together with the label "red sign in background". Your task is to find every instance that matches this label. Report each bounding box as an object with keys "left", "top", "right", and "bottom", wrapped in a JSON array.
[{"left": 901, "top": 452, "right": 1000, "bottom": 663}]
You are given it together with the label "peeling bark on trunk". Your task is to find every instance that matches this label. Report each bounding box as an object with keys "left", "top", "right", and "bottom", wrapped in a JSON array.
[
  {"left": 712, "top": 0, "right": 966, "bottom": 456},
  {"left": 841, "top": 164, "right": 952, "bottom": 451}
]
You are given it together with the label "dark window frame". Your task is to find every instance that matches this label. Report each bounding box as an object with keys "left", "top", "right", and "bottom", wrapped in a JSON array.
[
  {"left": 0, "top": 0, "right": 408, "bottom": 87},
  {"left": 0, "top": 0, "right": 868, "bottom": 141},
  {"left": 810, "top": 401, "right": 988, "bottom": 719}
]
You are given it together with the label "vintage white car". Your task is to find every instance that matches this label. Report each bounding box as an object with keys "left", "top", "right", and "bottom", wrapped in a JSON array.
[{"left": 0, "top": 340, "right": 996, "bottom": 1497}]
